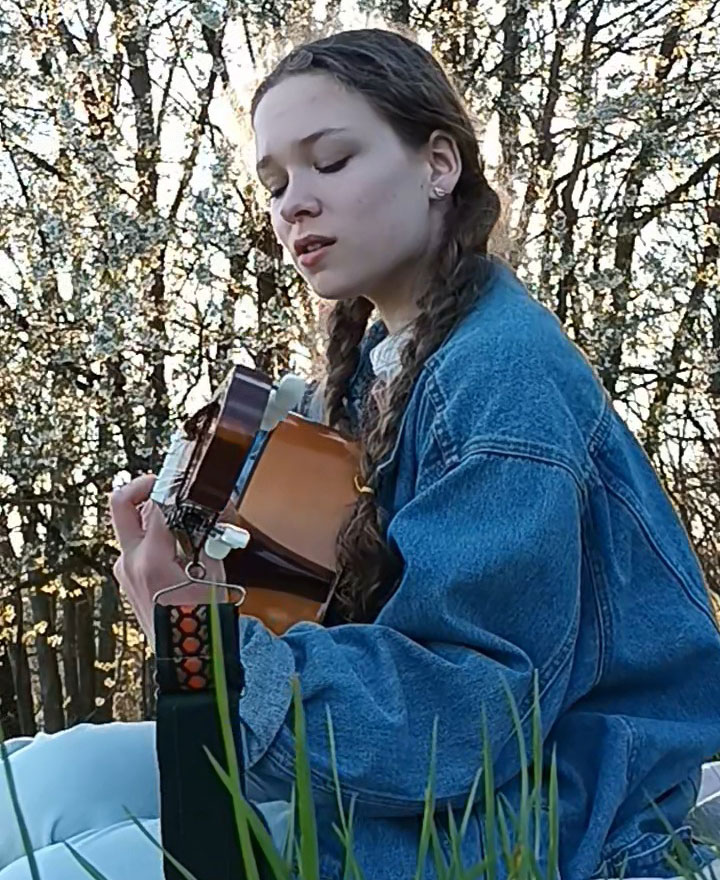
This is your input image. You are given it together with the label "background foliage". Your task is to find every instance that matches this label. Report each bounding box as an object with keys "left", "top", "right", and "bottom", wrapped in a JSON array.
[{"left": 0, "top": 0, "right": 718, "bottom": 736}]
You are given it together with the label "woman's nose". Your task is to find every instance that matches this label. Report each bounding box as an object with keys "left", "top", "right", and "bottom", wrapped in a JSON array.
[{"left": 279, "top": 181, "right": 321, "bottom": 225}]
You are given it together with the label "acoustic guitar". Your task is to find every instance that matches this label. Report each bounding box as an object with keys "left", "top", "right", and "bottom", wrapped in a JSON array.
[{"left": 150, "top": 364, "right": 360, "bottom": 634}]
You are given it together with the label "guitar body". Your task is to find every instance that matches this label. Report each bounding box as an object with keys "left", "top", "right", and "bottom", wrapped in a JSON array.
[
  {"left": 228, "top": 414, "right": 359, "bottom": 632},
  {"left": 151, "top": 365, "right": 360, "bottom": 634}
]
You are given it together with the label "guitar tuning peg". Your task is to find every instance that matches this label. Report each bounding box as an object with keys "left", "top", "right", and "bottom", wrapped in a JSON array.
[
  {"left": 204, "top": 524, "right": 251, "bottom": 561},
  {"left": 260, "top": 374, "right": 306, "bottom": 431}
]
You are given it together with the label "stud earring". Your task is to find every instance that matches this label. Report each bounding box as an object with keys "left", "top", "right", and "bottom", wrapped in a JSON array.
[{"left": 431, "top": 186, "right": 448, "bottom": 199}]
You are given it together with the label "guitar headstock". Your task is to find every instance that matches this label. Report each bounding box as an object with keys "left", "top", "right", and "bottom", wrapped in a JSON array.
[{"left": 150, "top": 364, "right": 272, "bottom": 558}]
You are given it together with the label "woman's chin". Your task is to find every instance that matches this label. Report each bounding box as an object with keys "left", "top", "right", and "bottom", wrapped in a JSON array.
[{"left": 307, "top": 273, "right": 363, "bottom": 303}]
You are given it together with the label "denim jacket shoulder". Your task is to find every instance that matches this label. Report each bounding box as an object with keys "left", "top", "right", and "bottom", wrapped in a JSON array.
[
  {"left": 451, "top": 274, "right": 603, "bottom": 452},
  {"left": 376, "top": 259, "right": 609, "bottom": 500}
]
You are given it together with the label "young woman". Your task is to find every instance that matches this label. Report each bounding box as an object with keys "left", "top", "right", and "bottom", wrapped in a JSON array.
[{"left": 3, "top": 27, "right": 720, "bottom": 880}]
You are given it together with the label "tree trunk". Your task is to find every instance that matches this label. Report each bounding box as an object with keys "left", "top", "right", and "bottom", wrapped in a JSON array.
[
  {"left": 76, "top": 586, "right": 96, "bottom": 720},
  {"left": 61, "top": 593, "right": 80, "bottom": 726},
  {"left": 256, "top": 217, "right": 291, "bottom": 376},
  {"left": 29, "top": 591, "right": 64, "bottom": 732},
  {"left": 8, "top": 593, "right": 35, "bottom": 735},
  {"left": 94, "top": 577, "right": 119, "bottom": 723},
  {"left": 496, "top": 1, "right": 529, "bottom": 201},
  {"left": 0, "top": 644, "right": 20, "bottom": 739}
]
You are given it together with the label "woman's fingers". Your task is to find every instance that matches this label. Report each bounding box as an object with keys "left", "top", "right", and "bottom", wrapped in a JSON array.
[
  {"left": 109, "top": 473, "right": 237, "bottom": 638},
  {"left": 109, "top": 474, "right": 157, "bottom": 552},
  {"left": 142, "top": 498, "right": 178, "bottom": 555}
]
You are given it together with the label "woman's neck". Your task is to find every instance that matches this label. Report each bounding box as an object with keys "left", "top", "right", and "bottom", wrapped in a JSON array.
[{"left": 364, "top": 271, "right": 424, "bottom": 334}]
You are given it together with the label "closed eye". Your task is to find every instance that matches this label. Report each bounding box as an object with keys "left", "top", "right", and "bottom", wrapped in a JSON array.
[
  {"left": 269, "top": 156, "right": 351, "bottom": 200},
  {"left": 318, "top": 156, "right": 350, "bottom": 175}
]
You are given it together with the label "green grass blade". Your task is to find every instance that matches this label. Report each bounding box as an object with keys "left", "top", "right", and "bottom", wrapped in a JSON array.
[
  {"left": 334, "top": 801, "right": 364, "bottom": 880},
  {"left": 325, "top": 705, "right": 351, "bottom": 839},
  {"left": 482, "top": 707, "right": 497, "bottom": 880},
  {"left": 202, "top": 747, "right": 290, "bottom": 879},
  {"left": 64, "top": 842, "right": 112, "bottom": 879},
  {"left": 524, "top": 846, "right": 543, "bottom": 880},
  {"left": 331, "top": 796, "right": 365, "bottom": 880},
  {"left": 499, "top": 679, "right": 530, "bottom": 876},
  {"left": 530, "top": 673, "right": 543, "bottom": 861},
  {"left": 646, "top": 795, "right": 703, "bottom": 878},
  {"left": 495, "top": 797, "right": 514, "bottom": 875},
  {"left": 290, "top": 675, "right": 320, "bottom": 880},
  {"left": 446, "top": 802, "right": 462, "bottom": 878},
  {"left": 342, "top": 794, "right": 365, "bottom": 880},
  {"left": 203, "top": 745, "right": 233, "bottom": 789},
  {"left": 461, "top": 857, "right": 489, "bottom": 880},
  {"left": 664, "top": 852, "right": 706, "bottom": 880},
  {"left": 118, "top": 811, "right": 202, "bottom": 880},
  {"left": 283, "top": 783, "right": 297, "bottom": 869},
  {"left": 0, "top": 724, "right": 42, "bottom": 880},
  {"left": 546, "top": 747, "right": 559, "bottom": 880},
  {"left": 207, "top": 596, "right": 260, "bottom": 880},
  {"left": 460, "top": 766, "right": 483, "bottom": 842},
  {"left": 414, "top": 716, "right": 439, "bottom": 880},
  {"left": 326, "top": 698, "right": 365, "bottom": 880},
  {"left": 664, "top": 840, "right": 701, "bottom": 878},
  {"left": 428, "top": 816, "right": 449, "bottom": 880}
]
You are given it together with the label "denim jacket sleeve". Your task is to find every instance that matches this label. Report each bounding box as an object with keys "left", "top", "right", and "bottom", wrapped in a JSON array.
[{"left": 237, "top": 437, "right": 586, "bottom": 817}]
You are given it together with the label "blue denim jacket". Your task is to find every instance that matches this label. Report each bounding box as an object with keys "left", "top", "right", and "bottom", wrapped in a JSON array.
[{"left": 239, "top": 257, "right": 720, "bottom": 879}]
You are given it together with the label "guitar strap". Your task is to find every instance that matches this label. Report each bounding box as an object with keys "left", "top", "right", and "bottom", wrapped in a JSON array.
[{"left": 154, "top": 602, "right": 271, "bottom": 880}]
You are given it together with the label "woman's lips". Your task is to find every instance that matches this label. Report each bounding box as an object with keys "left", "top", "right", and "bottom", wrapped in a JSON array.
[{"left": 299, "top": 241, "right": 335, "bottom": 270}]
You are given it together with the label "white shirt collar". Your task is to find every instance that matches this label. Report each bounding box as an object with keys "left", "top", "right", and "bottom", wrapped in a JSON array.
[{"left": 368, "top": 329, "right": 412, "bottom": 382}]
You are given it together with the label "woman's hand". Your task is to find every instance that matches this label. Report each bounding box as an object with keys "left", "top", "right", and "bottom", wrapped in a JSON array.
[{"left": 109, "top": 474, "right": 228, "bottom": 643}]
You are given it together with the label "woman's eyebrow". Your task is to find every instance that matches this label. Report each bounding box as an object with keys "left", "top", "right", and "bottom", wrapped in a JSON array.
[{"left": 256, "top": 126, "right": 350, "bottom": 173}]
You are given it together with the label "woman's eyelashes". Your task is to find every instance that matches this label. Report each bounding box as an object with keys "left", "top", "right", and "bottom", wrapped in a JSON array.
[
  {"left": 318, "top": 156, "right": 350, "bottom": 175},
  {"left": 269, "top": 156, "right": 351, "bottom": 200}
]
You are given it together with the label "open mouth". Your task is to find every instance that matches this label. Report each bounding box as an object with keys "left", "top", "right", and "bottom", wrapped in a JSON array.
[{"left": 298, "top": 240, "right": 335, "bottom": 269}]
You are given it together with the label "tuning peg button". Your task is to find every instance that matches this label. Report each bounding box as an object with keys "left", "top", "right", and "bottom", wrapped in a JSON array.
[
  {"left": 260, "top": 374, "right": 306, "bottom": 431},
  {"left": 204, "top": 524, "right": 251, "bottom": 560}
]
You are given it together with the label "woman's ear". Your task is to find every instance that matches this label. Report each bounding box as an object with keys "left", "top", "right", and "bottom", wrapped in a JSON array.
[{"left": 426, "top": 129, "right": 462, "bottom": 199}]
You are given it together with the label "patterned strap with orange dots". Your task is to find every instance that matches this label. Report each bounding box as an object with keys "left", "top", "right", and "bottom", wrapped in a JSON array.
[
  {"left": 154, "top": 602, "right": 244, "bottom": 695},
  {"left": 154, "top": 601, "right": 260, "bottom": 880}
]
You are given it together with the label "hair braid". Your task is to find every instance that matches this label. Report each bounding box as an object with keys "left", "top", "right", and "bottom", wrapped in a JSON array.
[{"left": 323, "top": 296, "right": 374, "bottom": 433}]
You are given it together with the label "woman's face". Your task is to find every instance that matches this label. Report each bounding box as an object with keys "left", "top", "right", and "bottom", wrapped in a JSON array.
[{"left": 253, "top": 72, "right": 447, "bottom": 319}]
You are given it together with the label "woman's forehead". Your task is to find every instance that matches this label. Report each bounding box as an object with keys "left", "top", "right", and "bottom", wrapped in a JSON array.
[{"left": 253, "top": 74, "right": 375, "bottom": 156}]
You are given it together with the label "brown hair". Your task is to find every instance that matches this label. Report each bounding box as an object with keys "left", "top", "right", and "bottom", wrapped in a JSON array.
[{"left": 251, "top": 28, "right": 501, "bottom": 622}]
